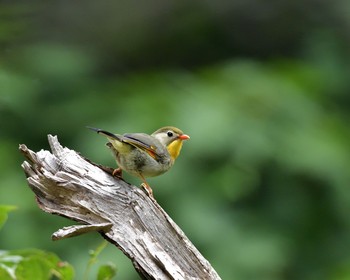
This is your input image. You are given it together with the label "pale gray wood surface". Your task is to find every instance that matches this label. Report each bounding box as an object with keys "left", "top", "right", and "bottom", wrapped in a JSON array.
[{"left": 19, "top": 135, "right": 221, "bottom": 280}]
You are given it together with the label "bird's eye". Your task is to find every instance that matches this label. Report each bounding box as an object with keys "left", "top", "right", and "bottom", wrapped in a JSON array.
[{"left": 167, "top": 131, "right": 173, "bottom": 137}]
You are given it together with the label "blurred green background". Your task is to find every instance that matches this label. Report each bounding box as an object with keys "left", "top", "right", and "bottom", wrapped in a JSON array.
[{"left": 1, "top": 0, "right": 350, "bottom": 279}]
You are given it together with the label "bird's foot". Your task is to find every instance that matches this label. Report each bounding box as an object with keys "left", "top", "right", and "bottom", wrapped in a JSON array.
[
  {"left": 141, "top": 183, "right": 154, "bottom": 198},
  {"left": 112, "top": 167, "right": 123, "bottom": 178}
]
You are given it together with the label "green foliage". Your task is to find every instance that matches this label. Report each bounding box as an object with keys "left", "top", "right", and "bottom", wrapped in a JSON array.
[
  {"left": 84, "top": 241, "right": 117, "bottom": 280},
  {"left": 97, "top": 264, "right": 117, "bottom": 280},
  {"left": 0, "top": 209, "right": 74, "bottom": 280},
  {"left": 0, "top": 249, "right": 74, "bottom": 280},
  {"left": 3, "top": 56, "right": 350, "bottom": 279},
  {"left": 1, "top": 1, "right": 350, "bottom": 279},
  {"left": 0, "top": 210, "right": 118, "bottom": 280},
  {"left": 0, "top": 205, "right": 17, "bottom": 231}
]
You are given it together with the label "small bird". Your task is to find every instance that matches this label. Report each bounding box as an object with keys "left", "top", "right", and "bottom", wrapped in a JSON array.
[{"left": 87, "top": 126, "right": 190, "bottom": 196}]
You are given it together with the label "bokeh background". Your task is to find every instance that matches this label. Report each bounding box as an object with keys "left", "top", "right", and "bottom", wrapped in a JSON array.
[{"left": 1, "top": 1, "right": 350, "bottom": 279}]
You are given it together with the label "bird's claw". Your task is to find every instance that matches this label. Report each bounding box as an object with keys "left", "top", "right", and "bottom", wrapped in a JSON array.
[
  {"left": 112, "top": 167, "right": 123, "bottom": 178},
  {"left": 141, "top": 183, "right": 154, "bottom": 198}
]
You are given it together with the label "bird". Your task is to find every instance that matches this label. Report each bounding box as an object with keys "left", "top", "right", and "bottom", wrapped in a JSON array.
[{"left": 87, "top": 126, "right": 190, "bottom": 197}]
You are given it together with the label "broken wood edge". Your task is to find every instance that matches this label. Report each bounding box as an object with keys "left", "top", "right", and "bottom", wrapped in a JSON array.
[{"left": 52, "top": 223, "right": 113, "bottom": 241}]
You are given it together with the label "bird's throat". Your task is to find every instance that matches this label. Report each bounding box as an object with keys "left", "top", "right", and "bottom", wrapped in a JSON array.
[{"left": 167, "top": 139, "right": 183, "bottom": 160}]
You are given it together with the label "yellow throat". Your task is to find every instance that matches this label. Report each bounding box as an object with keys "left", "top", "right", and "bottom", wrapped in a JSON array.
[{"left": 167, "top": 139, "right": 184, "bottom": 160}]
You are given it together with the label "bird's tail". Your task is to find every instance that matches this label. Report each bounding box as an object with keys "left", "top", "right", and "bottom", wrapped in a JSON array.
[{"left": 86, "top": 126, "right": 122, "bottom": 141}]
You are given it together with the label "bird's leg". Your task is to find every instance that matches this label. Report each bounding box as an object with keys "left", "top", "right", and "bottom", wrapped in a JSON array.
[
  {"left": 141, "top": 183, "right": 154, "bottom": 197},
  {"left": 112, "top": 167, "right": 123, "bottom": 178},
  {"left": 139, "top": 174, "right": 154, "bottom": 198}
]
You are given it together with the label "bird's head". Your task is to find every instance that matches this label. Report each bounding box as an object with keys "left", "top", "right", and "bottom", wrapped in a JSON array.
[{"left": 152, "top": 126, "right": 190, "bottom": 160}]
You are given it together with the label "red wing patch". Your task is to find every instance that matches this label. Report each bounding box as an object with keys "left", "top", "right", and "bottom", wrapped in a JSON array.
[
  {"left": 122, "top": 136, "right": 160, "bottom": 159},
  {"left": 146, "top": 149, "right": 157, "bottom": 159}
]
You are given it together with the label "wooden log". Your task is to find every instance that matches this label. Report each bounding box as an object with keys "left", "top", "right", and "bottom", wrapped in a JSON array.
[{"left": 19, "top": 135, "right": 221, "bottom": 280}]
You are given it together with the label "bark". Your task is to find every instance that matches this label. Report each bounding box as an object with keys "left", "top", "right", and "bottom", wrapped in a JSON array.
[{"left": 19, "top": 135, "right": 221, "bottom": 280}]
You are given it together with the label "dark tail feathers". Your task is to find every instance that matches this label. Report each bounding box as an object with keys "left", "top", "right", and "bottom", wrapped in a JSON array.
[{"left": 86, "top": 126, "right": 120, "bottom": 140}]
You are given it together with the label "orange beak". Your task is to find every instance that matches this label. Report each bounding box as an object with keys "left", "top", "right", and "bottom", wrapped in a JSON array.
[{"left": 179, "top": 134, "right": 190, "bottom": 140}]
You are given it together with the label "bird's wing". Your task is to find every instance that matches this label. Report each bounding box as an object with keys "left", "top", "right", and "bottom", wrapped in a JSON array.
[
  {"left": 122, "top": 133, "right": 163, "bottom": 160},
  {"left": 87, "top": 127, "right": 164, "bottom": 160}
]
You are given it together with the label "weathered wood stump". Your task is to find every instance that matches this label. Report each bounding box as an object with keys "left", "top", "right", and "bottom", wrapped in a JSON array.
[{"left": 19, "top": 135, "right": 221, "bottom": 280}]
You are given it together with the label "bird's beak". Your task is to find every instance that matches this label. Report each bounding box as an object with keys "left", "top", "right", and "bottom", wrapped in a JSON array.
[{"left": 179, "top": 134, "right": 190, "bottom": 140}]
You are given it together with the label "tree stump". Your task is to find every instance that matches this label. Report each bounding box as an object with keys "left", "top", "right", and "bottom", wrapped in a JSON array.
[{"left": 19, "top": 135, "right": 221, "bottom": 280}]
